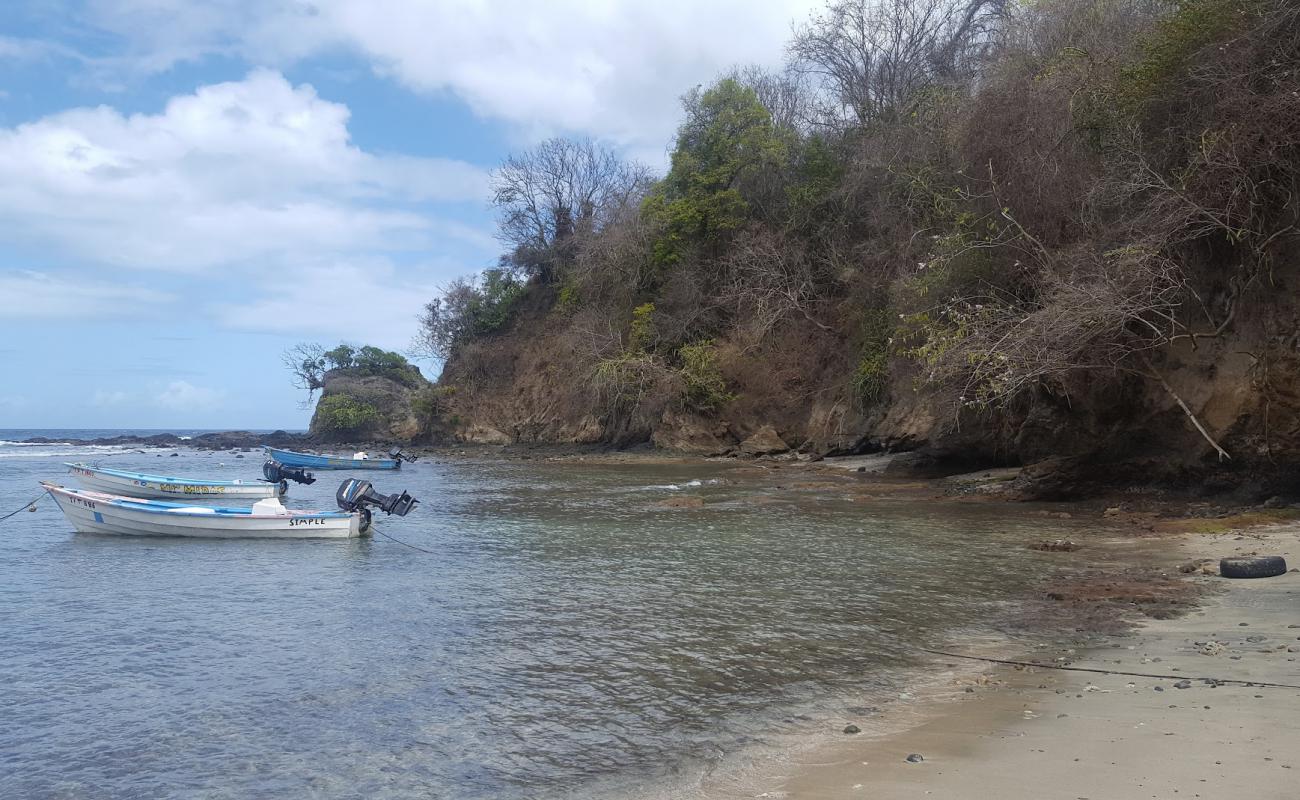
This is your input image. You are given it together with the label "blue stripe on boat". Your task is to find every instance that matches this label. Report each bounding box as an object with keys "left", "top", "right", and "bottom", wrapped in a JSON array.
[
  {"left": 65, "top": 463, "right": 262, "bottom": 487},
  {"left": 103, "top": 495, "right": 350, "bottom": 518}
]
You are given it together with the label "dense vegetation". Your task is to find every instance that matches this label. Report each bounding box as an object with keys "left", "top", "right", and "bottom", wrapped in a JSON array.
[
  {"left": 285, "top": 342, "right": 424, "bottom": 402},
  {"left": 418, "top": 0, "right": 1298, "bottom": 462},
  {"left": 313, "top": 394, "right": 381, "bottom": 433}
]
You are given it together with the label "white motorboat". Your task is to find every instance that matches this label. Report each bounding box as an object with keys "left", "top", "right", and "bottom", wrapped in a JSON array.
[
  {"left": 66, "top": 462, "right": 286, "bottom": 501},
  {"left": 40, "top": 479, "right": 417, "bottom": 540}
]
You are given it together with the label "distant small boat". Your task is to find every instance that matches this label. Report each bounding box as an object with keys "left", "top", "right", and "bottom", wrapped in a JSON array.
[
  {"left": 66, "top": 462, "right": 286, "bottom": 500},
  {"left": 264, "top": 446, "right": 413, "bottom": 470},
  {"left": 42, "top": 482, "right": 368, "bottom": 539}
]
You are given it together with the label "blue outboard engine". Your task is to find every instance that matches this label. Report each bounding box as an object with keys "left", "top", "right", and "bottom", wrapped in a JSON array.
[
  {"left": 336, "top": 478, "right": 418, "bottom": 517},
  {"left": 263, "top": 459, "right": 316, "bottom": 486}
]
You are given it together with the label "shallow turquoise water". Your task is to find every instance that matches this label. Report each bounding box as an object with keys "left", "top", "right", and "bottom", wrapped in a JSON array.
[{"left": 0, "top": 441, "right": 1070, "bottom": 798}]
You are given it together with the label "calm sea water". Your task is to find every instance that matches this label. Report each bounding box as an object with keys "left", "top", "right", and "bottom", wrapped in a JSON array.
[{"left": 0, "top": 431, "right": 1075, "bottom": 799}]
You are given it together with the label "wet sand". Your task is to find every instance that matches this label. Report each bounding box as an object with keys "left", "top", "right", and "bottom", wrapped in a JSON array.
[{"left": 757, "top": 526, "right": 1300, "bottom": 800}]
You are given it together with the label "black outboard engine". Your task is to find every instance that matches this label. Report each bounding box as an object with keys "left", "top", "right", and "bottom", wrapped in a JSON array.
[
  {"left": 263, "top": 459, "right": 316, "bottom": 486},
  {"left": 389, "top": 447, "right": 419, "bottom": 465},
  {"left": 336, "top": 479, "right": 419, "bottom": 517}
]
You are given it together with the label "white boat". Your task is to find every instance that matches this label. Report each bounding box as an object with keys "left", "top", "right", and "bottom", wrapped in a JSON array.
[
  {"left": 66, "top": 462, "right": 286, "bottom": 501},
  {"left": 41, "top": 482, "right": 369, "bottom": 539}
]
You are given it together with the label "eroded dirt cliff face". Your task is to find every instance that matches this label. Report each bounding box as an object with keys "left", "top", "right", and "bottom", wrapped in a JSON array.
[
  {"left": 422, "top": 247, "right": 1300, "bottom": 500},
  {"left": 309, "top": 369, "right": 429, "bottom": 443}
]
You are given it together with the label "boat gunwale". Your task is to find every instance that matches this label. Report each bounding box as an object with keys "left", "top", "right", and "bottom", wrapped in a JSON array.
[
  {"left": 264, "top": 447, "right": 400, "bottom": 469},
  {"left": 65, "top": 462, "right": 270, "bottom": 488},
  {"left": 41, "top": 482, "right": 350, "bottom": 520}
]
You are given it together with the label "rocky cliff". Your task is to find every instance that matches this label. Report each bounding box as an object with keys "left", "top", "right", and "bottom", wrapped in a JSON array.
[
  {"left": 424, "top": 241, "right": 1300, "bottom": 500},
  {"left": 308, "top": 366, "right": 430, "bottom": 443}
]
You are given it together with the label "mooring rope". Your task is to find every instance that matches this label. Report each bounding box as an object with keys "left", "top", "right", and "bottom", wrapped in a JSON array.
[
  {"left": 918, "top": 647, "right": 1300, "bottom": 691},
  {"left": 373, "top": 528, "right": 437, "bottom": 554},
  {"left": 0, "top": 494, "right": 44, "bottom": 523}
]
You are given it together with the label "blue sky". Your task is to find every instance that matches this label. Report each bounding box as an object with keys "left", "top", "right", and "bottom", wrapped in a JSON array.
[{"left": 0, "top": 0, "right": 815, "bottom": 429}]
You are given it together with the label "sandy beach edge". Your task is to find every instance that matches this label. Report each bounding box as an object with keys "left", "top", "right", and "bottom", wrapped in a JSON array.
[{"left": 733, "top": 525, "right": 1300, "bottom": 800}]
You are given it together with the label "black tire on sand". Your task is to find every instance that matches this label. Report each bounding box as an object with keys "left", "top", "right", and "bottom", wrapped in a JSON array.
[{"left": 1219, "top": 556, "right": 1288, "bottom": 579}]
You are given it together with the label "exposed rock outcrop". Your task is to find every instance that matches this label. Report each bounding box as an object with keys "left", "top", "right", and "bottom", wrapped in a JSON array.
[
  {"left": 738, "top": 425, "right": 789, "bottom": 456},
  {"left": 309, "top": 367, "right": 430, "bottom": 443}
]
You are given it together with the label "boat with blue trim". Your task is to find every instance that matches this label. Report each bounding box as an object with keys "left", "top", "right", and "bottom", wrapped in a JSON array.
[
  {"left": 264, "top": 446, "right": 413, "bottom": 470},
  {"left": 66, "top": 462, "right": 286, "bottom": 501},
  {"left": 41, "top": 478, "right": 419, "bottom": 540},
  {"left": 41, "top": 482, "right": 366, "bottom": 538}
]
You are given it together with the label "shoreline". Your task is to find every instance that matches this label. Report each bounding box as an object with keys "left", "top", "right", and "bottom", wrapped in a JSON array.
[
  {"left": 736, "top": 525, "right": 1299, "bottom": 800},
  {"left": 15, "top": 433, "right": 1298, "bottom": 798}
]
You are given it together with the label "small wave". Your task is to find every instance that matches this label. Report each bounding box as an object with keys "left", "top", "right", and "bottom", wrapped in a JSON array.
[
  {"left": 0, "top": 441, "right": 140, "bottom": 449},
  {"left": 0, "top": 444, "right": 158, "bottom": 458},
  {"left": 640, "top": 478, "right": 721, "bottom": 491}
]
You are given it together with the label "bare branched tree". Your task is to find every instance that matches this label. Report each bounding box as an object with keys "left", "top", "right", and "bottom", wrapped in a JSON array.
[
  {"left": 282, "top": 342, "right": 326, "bottom": 407},
  {"left": 724, "top": 64, "right": 817, "bottom": 133},
  {"left": 492, "top": 137, "right": 652, "bottom": 282},
  {"left": 789, "top": 0, "right": 1006, "bottom": 126}
]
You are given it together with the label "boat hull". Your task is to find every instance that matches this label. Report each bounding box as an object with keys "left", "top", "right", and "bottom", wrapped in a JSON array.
[
  {"left": 42, "top": 483, "right": 366, "bottom": 539},
  {"left": 67, "top": 463, "right": 285, "bottom": 501},
  {"left": 265, "top": 447, "right": 400, "bottom": 470}
]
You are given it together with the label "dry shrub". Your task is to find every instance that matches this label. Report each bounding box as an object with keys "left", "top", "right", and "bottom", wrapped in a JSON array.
[{"left": 718, "top": 228, "right": 838, "bottom": 347}]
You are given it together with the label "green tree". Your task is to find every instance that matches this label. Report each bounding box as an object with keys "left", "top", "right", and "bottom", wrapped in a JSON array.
[
  {"left": 644, "top": 79, "right": 791, "bottom": 265},
  {"left": 324, "top": 344, "right": 356, "bottom": 370}
]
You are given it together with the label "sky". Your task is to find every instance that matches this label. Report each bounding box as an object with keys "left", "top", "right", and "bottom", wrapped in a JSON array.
[{"left": 0, "top": 0, "right": 818, "bottom": 430}]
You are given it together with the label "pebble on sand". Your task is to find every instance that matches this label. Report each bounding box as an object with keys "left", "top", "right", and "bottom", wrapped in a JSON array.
[{"left": 905, "top": 753, "right": 925, "bottom": 763}]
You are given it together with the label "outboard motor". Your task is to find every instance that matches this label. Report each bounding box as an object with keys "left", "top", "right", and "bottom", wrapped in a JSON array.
[
  {"left": 336, "top": 479, "right": 419, "bottom": 517},
  {"left": 263, "top": 459, "right": 316, "bottom": 486},
  {"left": 389, "top": 447, "right": 419, "bottom": 465}
]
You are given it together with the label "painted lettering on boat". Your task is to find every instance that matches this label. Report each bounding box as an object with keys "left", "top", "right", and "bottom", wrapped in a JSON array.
[
  {"left": 159, "top": 483, "right": 225, "bottom": 494},
  {"left": 67, "top": 495, "right": 97, "bottom": 510},
  {"left": 72, "top": 467, "right": 94, "bottom": 477},
  {"left": 288, "top": 517, "right": 326, "bottom": 526}
]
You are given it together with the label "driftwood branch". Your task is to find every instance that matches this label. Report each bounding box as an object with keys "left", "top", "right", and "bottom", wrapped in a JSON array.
[{"left": 1139, "top": 352, "right": 1230, "bottom": 461}]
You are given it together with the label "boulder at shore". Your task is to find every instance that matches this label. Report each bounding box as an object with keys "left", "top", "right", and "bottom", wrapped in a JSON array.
[{"left": 739, "top": 425, "right": 789, "bottom": 456}]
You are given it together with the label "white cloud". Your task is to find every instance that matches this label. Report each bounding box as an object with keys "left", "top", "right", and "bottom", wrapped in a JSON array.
[
  {"left": 0, "top": 270, "right": 174, "bottom": 319},
  {"left": 153, "top": 380, "right": 224, "bottom": 411},
  {"left": 75, "top": 0, "right": 820, "bottom": 159},
  {"left": 212, "top": 258, "right": 442, "bottom": 350},
  {"left": 0, "top": 69, "right": 492, "bottom": 272},
  {"left": 0, "top": 35, "right": 82, "bottom": 63}
]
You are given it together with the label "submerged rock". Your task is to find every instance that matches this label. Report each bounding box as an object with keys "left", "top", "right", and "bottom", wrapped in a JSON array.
[{"left": 1031, "top": 539, "right": 1081, "bottom": 552}]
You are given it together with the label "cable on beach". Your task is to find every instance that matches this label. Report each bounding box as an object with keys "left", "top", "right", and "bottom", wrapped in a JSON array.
[
  {"left": 0, "top": 494, "right": 44, "bottom": 523},
  {"left": 918, "top": 648, "right": 1300, "bottom": 691}
]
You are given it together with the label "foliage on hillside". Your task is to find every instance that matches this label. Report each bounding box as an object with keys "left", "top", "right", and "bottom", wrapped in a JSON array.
[
  {"left": 313, "top": 394, "right": 381, "bottom": 433},
  {"left": 284, "top": 342, "right": 425, "bottom": 403},
  {"left": 421, "top": 0, "right": 1300, "bottom": 461}
]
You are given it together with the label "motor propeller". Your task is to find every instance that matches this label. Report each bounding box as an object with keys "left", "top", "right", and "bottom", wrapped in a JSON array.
[
  {"left": 263, "top": 460, "right": 316, "bottom": 486},
  {"left": 336, "top": 478, "right": 419, "bottom": 517}
]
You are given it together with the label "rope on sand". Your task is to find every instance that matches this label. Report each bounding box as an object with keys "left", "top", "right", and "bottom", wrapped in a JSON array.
[{"left": 918, "top": 647, "right": 1300, "bottom": 691}]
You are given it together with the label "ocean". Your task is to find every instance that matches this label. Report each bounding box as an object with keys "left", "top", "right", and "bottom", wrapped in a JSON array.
[{"left": 0, "top": 429, "right": 1078, "bottom": 798}]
